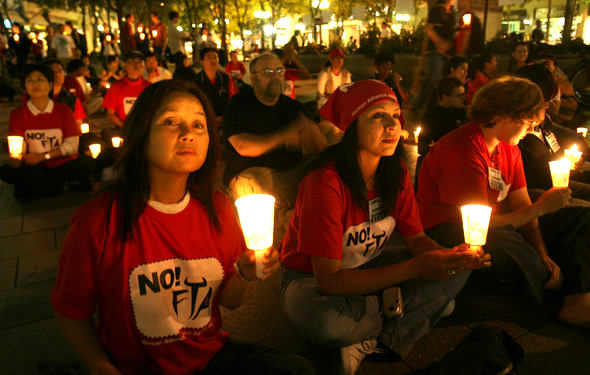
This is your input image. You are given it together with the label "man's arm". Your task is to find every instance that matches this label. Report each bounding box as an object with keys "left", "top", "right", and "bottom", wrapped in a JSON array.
[{"left": 227, "top": 125, "right": 297, "bottom": 158}]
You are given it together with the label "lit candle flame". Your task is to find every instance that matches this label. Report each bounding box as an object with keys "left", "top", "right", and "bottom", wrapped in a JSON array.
[
  {"left": 80, "top": 123, "right": 90, "bottom": 134},
  {"left": 549, "top": 159, "right": 571, "bottom": 187},
  {"left": 106, "top": 35, "right": 112, "bottom": 42},
  {"left": 139, "top": 33, "right": 145, "bottom": 40},
  {"left": 413, "top": 127, "right": 421, "bottom": 144},
  {"left": 111, "top": 137, "right": 123, "bottom": 148},
  {"left": 13, "top": 34, "right": 19, "bottom": 42},
  {"left": 564, "top": 145, "right": 582, "bottom": 169},
  {"left": 137, "top": 26, "right": 143, "bottom": 33},
  {"left": 577, "top": 127, "right": 588, "bottom": 138},
  {"left": 461, "top": 204, "right": 492, "bottom": 250},
  {"left": 89, "top": 144, "right": 101, "bottom": 159},
  {"left": 7, "top": 136, "right": 24, "bottom": 160}
]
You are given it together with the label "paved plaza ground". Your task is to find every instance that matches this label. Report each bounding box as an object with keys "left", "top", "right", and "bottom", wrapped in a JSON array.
[{"left": 1, "top": 79, "right": 590, "bottom": 374}]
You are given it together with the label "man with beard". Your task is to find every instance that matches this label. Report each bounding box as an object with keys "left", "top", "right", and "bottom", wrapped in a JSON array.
[{"left": 222, "top": 53, "right": 328, "bottom": 242}]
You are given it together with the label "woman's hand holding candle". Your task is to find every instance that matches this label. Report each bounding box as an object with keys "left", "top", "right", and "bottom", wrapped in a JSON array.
[{"left": 237, "top": 247, "right": 280, "bottom": 281}]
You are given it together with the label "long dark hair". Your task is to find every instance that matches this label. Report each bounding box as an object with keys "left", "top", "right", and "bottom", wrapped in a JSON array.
[
  {"left": 306, "top": 119, "right": 405, "bottom": 213},
  {"left": 111, "top": 80, "right": 220, "bottom": 242}
]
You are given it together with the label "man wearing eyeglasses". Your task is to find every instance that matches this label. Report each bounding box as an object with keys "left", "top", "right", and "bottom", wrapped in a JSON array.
[{"left": 222, "top": 53, "right": 329, "bottom": 238}]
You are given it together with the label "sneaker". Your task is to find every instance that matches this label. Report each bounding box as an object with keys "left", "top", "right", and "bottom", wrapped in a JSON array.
[
  {"left": 340, "top": 338, "right": 379, "bottom": 375},
  {"left": 441, "top": 299, "right": 455, "bottom": 317}
]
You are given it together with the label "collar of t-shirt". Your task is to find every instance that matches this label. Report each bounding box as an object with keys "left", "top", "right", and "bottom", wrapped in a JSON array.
[
  {"left": 27, "top": 99, "right": 54, "bottom": 116},
  {"left": 123, "top": 76, "right": 146, "bottom": 86},
  {"left": 147, "top": 192, "right": 191, "bottom": 214}
]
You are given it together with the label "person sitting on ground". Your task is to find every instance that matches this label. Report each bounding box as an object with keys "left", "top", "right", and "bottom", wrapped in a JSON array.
[
  {"left": 278, "top": 43, "right": 312, "bottom": 99},
  {"left": 225, "top": 50, "right": 246, "bottom": 81},
  {"left": 143, "top": 51, "right": 172, "bottom": 83},
  {"left": 195, "top": 47, "right": 237, "bottom": 126},
  {"left": 466, "top": 51, "right": 497, "bottom": 105},
  {"left": 172, "top": 54, "right": 200, "bottom": 83},
  {"left": 317, "top": 47, "right": 352, "bottom": 108},
  {"left": 507, "top": 42, "right": 529, "bottom": 73},
  {"left": 417, "top": 77, "right": 466, "bottom": 173},
  {"left": 67, "top": 59, "right": 104, "bottom": 116},
  {"left": 373, "top": 50, "right": 410, "bottom": 107},
  {"left": 417, "top": 76, "right": 590, "bottom": 329},
  {"left": 445, "top": 56, "right": 469, "bottom": 84},
  {"left": 51, "top": 79, "right": 315, "bottom": 375},
  {"left": 0, "top": 64, "right": 94, "bottom": 199},
  {"left": 100, "top": 55, "right": 124, "bottom": 86},
  {"left": 223, "top": 53, "right": 331, "bottom": 240},
  {"left": 43, "top": 59, "right": 86, "bottom": 127},
  {"left": 515, "top": 63, "right": 590, "bottom": 201},
  {"left": 81, "top": 55, "right": 99, "bottom": 86},
  {"left": 103, "top": 50, "right": 151, "bottom": 129},
  {"left": 280, "top": 80, "right": 488, "bottom": 375},
  {"left": 538, "top": 54, "right": 579, "bottom": 125}
]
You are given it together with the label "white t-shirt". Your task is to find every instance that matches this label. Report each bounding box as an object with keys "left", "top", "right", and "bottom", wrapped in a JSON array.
[{"left": 51, "top": 34, "right": 76, "bottom": 59}]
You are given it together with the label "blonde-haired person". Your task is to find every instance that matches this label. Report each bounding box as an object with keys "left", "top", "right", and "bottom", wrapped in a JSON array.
[{"left": 417, "top": 76, "right": 590, "bottom": 328}]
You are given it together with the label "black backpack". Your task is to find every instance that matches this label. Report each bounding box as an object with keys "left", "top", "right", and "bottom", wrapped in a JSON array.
[{"left": 415, "top": 325, "right": 524, "bottom": 375}]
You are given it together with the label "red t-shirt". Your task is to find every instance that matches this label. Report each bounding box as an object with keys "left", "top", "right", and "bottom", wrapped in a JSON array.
[
  {"left": 51, "top": 191, "right": 246, "bottom": 375},
  {"left": 466, "top": 72, "right": 490, "bottom": 105},
  {"left": 280, "top": 163, "right": 423, "bottom": 274},
  {"left": 9, "top": 102, "right": 80, "bottom": 168},
  {"left": 103, "top": 76, "right": 151, "bottom": 122},
  {"left": 64, "top": 75, "right": 87, "bottom": 103},
  {"left": 224, "top": 61, "right": 246, "bottom": 79},
  {"left": 416, "top": 122, "right": 527, "bottom": 230}
]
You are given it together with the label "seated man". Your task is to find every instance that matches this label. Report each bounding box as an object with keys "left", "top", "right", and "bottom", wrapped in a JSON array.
[
  {"left": 195, "top": 47, "right": 237, "bottom": 127},
  {"left": 102, "top": 50, "right": 150, "bottom": 129},
  {"left": 417, "top": 76, "right": 590, "bottom": 328},
  {"left": 223, "top": 53, "right": 330, "bottom": 240},
  {"left": 144, "top": 51, "right": 172, "bottom": 83},
  {"left": 538, "top": 54, "right": 579, "bottom": 125}
]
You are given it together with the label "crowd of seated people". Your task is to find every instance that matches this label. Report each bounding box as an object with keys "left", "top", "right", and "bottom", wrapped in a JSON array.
[{"left": 2, "top": 28, "right": 590, "bottom": 375}]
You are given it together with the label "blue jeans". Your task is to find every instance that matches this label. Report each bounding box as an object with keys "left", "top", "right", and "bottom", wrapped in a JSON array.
[{"left": 280, "top": 248, "right": 470, "bottom": 357}]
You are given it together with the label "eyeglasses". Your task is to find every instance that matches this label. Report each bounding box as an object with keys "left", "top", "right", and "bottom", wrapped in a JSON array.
[{"left": 252, "top": 67, "right": 286, "bottom": 77}]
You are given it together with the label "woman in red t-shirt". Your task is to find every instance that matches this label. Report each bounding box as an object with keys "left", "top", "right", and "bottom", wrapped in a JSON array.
[
  {"left": 51, "top": 80, "right": 313, "bottom": 375},
  {"left": 279, "top": 80, "right": 487, "bottom": 375}
]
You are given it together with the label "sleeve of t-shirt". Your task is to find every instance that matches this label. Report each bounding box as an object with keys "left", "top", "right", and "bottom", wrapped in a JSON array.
[
  {"left": 59, "top": 105, "right": 82, "bottom": 138},
  {"left": 102, "top": 85, "right": 118, "bottom": 110},
  {"left": 298, "top": 169, "right": 346, "bottom": 260},
  {"left": 436, "top": 146, "right": 491, "bottom": 206},
  {"left": 510, "top": 146, "right": 527, "bottom": 191},
  {"left": 393, "top": 164, "right": 424, "bottom": 236},
  {"left": 73, "top": 98, "right": 86, "bottom": 121},
  {"left": 8, "top": 108, "right": 24, "bottom": 137},
  {"left": 51, "top": 199, "right": 108, "bottom": 319}
]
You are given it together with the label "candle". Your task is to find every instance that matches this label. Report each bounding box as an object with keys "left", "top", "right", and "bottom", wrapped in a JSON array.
[
  {"left": 462, "top": 13, "right": 472, "bottom": 26},
  {"left": 105, "top": 83, "right": 111, "bottom": 89},
  {"left": 460, "top": 204, "right": 492, "bottom": 252},
  {"left": 235, "top": 194, "right": 275, "bottom": 279},
  {"left": 89, "top": 144, "right": 101, "bottom": 159},
  {"left": 577, "top": 127, "right": 588, "bottom": 138},
  {"left": 549, "top": 159, "right": 571, "bottom": 188},
  {"left": 28, "top": 32, "right": 35, "bottom": 39},
  {"left": 564, "top": 144, "right": 582, "bottom": 169},
  {"left": 151, "top": 30, "right": 158, "bottom": 38},
  {"left": 111, "top": 137, "right": 123, "bottom": 148},
  {"left": 80, "top": 123, "right": 90, "bottom": 134},
  {"left": 106, "top": 35, "right": 112, "bottom": 42},
  {"left": 13, "top": 34, "right": 19, "bottom": 42},
  {"left": 137, "top": 26, "right": 143, "bottom": 33},
  {"left": 139, "top": 33, "right": 145, "bottom": 41},
  {"left": 7, "top": 136, "right": 24, "bottom": 160},
  {"left": 413, "top": 127, "right": 421, "bottom": 144}
]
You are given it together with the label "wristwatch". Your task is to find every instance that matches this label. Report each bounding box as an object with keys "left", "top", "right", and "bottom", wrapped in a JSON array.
[{"left": 44, "top": 152, "right": 51, "bottom": 160}]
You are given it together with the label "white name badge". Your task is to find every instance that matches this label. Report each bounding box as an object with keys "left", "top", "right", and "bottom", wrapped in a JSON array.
[
  {"left": 545, "top": 131, "right": 560, "bottom": 153},
  {"left": 488, "top": 167, "right": 511, "bottom": 202}
]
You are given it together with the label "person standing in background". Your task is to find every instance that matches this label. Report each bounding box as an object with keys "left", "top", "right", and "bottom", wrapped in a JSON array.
[
  {"left": 532, "top": 20, "right": 545, "bottom": 43},
  {"left": 149, "top": 12, "right": 168, "bottom": 66},
  {"left": 121, "top": 13, "right": 137, "bottom": 54}
]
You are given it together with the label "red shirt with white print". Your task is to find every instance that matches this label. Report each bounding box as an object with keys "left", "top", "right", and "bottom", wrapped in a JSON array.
[
  {"left": 416, "top": 122, "right": 527, "bottom": 230},
  {"left": 9, "top": 100, "right": 80, "bottom": 168},
  {"left": 280, "top": 162, "right": 423, "bottom": 274},
  {"left": 51, "top": 191, "right": 246, "bottom": 375},
  {"left": 103, "top": 76, "right": 151, "bottom": 122}
]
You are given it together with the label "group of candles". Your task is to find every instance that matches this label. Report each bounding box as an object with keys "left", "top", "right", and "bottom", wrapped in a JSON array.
[{"left": 7, "top": 123, "right": 123, "bottom": 160}]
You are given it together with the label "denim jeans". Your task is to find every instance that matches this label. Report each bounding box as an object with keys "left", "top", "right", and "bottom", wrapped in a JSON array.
[{"left": 280, "top": 248, "right": 470, "bottom": 357}]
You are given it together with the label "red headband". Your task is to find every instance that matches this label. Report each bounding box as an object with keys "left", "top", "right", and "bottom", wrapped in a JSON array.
[{"left": 319, "top": 80, "right": 398, "bottom": 131}]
